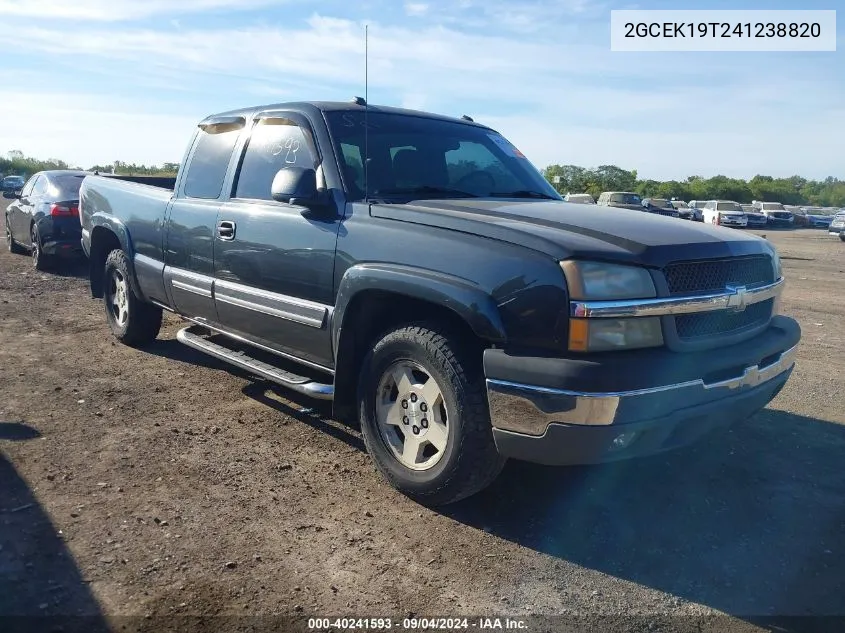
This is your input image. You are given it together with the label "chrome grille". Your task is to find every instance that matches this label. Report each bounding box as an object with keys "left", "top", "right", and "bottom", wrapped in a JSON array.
[
  {"left": 663, "top": 255, "right": 775, "bottom": 296},
  {"left": 664, "top": 255, "right": 776, "bottom": 342},
  {"left": 675, "top": 299, "right": 773, "bottom": 340}
]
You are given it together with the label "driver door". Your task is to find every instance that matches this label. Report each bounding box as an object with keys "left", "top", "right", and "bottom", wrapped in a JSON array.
[{"left": 212, "top": 111, "right": 341, "bottom": 369}]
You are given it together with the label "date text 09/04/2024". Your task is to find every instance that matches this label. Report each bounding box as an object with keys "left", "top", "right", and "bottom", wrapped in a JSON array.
[{"left": 307, "top": 617, "right": 528, "bottom": 630}]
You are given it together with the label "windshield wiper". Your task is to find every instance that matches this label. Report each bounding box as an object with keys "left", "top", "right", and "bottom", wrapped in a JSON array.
[
  {"left": 374, "top": 186, "right": 478, "bottom": 198},
  {"left": 490, "top": 190, "right": 557, "bottom": 200}
]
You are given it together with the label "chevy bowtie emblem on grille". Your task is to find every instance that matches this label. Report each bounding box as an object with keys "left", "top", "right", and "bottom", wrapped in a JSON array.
[{"left": 725, "top": 285, "right": 749, "bottom": 312}]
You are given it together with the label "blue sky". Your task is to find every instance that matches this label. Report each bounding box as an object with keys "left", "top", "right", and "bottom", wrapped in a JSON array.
[{"left": 0, "top": 0, "right": 841, "bottom": 180}]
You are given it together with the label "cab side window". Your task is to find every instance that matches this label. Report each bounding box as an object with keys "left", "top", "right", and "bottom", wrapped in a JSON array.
[
  {"left": 183, "top": 122, "right": 243, "bottom": 200},
  {"left": 234, "top": 118, "right": 317, "bottom": 201}
]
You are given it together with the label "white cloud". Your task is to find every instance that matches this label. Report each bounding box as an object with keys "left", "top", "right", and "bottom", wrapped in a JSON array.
[
  {"left": 0, "top": 91, "right": 194, "bottom": 167},
  {"left": 0, "top": 0, "right": 290, "bottom": 21},
  {"left": 404, "top": 2, "right": 428, "bottom": 16},
  {"left": 0, "top": 11, "right": 841, "bottom": 178}
]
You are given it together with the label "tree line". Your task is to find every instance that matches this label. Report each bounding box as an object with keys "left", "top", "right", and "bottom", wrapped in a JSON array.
[
  {"left": 3, "top": 150, "right": 843, "bottom": 207},
  {"left": 1, "top": 151, "right": 179, "bottom": 178},
  {"left": 544, "top": 164, "right": 845, "bottom": 208}
]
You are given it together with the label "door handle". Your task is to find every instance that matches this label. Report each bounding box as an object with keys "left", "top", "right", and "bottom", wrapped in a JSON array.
[{"left": 217, "top": 220, "right": 236, "bottom": 240}]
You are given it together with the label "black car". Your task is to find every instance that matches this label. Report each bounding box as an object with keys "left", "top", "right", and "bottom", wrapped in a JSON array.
[
  {"left": 1, "top": 175, "right": 26, "bottom": 193},
  {"left": 641, "top": 197, "right": 680, "bottom": 218},
  {"left": 4, "top": 170, "right": 89, "bottom": 270}
]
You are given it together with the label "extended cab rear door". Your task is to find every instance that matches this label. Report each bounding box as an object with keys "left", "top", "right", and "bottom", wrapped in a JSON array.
[
  {"left": 163, "top": 116, "right": 246, "bottom": 323},
  {"left": 211, "top": 111, "right": 340, "bottom": 369}
]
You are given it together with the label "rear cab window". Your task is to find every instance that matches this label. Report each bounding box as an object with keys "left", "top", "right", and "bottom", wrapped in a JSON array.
[{"left": 183, "top": 119, "right": 245, "bottom": 199}]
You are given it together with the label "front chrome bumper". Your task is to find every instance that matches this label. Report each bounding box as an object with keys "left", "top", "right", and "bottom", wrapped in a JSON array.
[{"left": 486, "top": 344, "right": 797, "bottom": 436}]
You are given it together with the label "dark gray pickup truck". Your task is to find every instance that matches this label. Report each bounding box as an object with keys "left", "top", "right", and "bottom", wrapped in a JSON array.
[{"left": 79, "top": 100, "right": 801, "bottom": 504}]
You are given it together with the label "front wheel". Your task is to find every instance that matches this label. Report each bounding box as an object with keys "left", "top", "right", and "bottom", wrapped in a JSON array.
[
  {"left": 840, "top": 233, "right": 845, "bottom": 242},
  {"left": 103, "top": 250, "right": 162, "bottom": 347},
  {"left": 357, "top": 323, "right": 505, "bottom": 505}
]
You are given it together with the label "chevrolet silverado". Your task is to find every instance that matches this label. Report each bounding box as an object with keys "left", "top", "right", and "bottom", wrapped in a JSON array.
[{"left": 79, "top": 100, "right": 801, "bottom": 504}]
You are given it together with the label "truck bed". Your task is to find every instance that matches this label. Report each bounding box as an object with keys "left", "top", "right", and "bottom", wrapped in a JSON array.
[
  {"left": 99, "top": 174, "right": 177, "bottom": 190},
  {"left": 79, "top": 174, "right": 175, "bottom": 261}
]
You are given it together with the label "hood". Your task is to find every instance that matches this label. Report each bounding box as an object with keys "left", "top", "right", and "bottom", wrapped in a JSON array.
[
  {"left": 370, "top": 199, "right": 773, "bottom": 268},
  {"left": 716, "top": 210, "right": 745, "bottom": 217}
]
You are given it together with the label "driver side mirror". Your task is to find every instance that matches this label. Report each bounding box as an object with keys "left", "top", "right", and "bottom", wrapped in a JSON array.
[
  {"left": 271, "top": 166, "right": 320, "bottom": 206},
  {"left": 3, "top": 190, "right": 20, "bottom": 199}
]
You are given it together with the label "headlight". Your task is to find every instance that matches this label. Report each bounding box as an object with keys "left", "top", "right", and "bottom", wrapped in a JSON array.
[
  {"left": 561, "top": 261, "right": 656, "bottom": 300},
  {"left": 568, "top": 317, "right": 663, "bottom": 352},
  {"left": 561, "top": 261, "right": 663, "bottom": 352}
]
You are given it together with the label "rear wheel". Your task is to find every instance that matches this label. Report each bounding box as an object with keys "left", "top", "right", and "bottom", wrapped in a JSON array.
[
  {"left": 357, "top": 323, "right": 505, "bottom": 506},
  {"left": 30, "top": 224, "right": 51, "bottom": 271},
  {"left": 103, "top": 249, "right": 162, "bottom": 347},
  {"left": 5, "top": 216, "right": 25, "bottom": 254}
]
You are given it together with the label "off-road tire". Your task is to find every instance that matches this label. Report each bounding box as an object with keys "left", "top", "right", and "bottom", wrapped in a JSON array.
[
  {"left": 103, "top": 249, "right": 162, "bottom": 347},
  {"left": 357, "top": 323, "right": 505, "bottom": 506}
]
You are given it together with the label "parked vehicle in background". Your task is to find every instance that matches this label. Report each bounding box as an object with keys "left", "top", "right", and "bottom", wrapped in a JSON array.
[
  {"left": 688, "top": 200, "right": 709, "bottom": 221},
  {"left": 828, "top": 210, "right": 845, "bottom": 237},
  {"left": 786, "top": 206, "right": 809, "bottom": 228},
  {"left": 670, "top": 199, "right": 700, "bottom": 221},
  {"left": 4, "top": 170, "right": 89, "bottom": 270},
  {"left": 752, "top": 201, "right": 793, "bottom": 227},
  {"left": 596, "top": 191, "right": 643, "bottom": 210},
  {"left": 798, "top": 207, "right": 834, "bottom": 229},
  {"left": 78, "top": 99, "right": 800, "bottom": 504},
  {"left": 641, "top": 198, "right": 680, "bottom": 218},
  {"left": 563, "top": 193, "right": 595, "bottom": 205},
  {"left": 742, "top": 206, "right": 769, "bottom": 228},
  {"left": 2, "top": 175, "right": 26, "bottom": 193},
  {"left": 703, "top": 200, "right": 748, "bottom": 228}
]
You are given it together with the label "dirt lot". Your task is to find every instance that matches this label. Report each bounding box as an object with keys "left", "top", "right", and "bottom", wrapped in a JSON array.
[{"left": 1, "top": 208, "right": 844, "bottom": 632}]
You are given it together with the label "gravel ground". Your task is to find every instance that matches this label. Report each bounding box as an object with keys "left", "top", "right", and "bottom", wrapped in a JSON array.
[{"left": 1, "top": 206, "right": 844, "bottom": 633}]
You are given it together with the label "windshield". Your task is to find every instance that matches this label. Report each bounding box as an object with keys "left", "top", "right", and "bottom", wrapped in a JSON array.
[
  {"left": 761, "top": 202, "right": 785, "bottom": 211},
  {"left": 649, "top": 198, "right": 671, "bottom": 208},
  {"left": 716, "top": 202, "right": 743, "bottom": 212},
  {"left": 609, "top": 193, "right": 641, "bottom": 204},
  {"left": 672, "top": 201, "right": 689, "bottom": 209},
  {"left": 325, "top": 111, "right": 560, "bottom": 201},
  {"left": 3, "top": 176, "right": 24, "bottom": 184}
]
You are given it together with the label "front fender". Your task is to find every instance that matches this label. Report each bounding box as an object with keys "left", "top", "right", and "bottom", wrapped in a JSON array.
[{"left": 332, "top": 263, "right": 507, "bottom": 353}]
